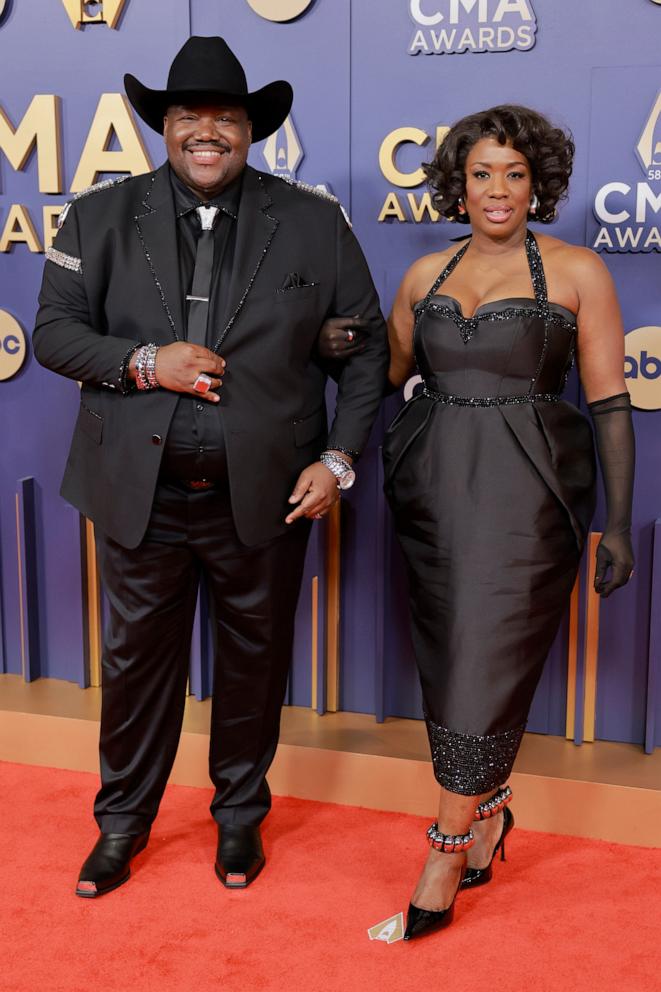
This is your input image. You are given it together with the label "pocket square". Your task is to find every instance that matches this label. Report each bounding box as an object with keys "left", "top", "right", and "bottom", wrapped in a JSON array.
[{"left": 279, "top": 272, "right": 317, "bottom": 291}]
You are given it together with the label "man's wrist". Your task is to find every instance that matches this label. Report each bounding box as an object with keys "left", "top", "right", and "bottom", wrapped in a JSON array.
[
  {"left": 325, "top": 448, "right": 353, "bottom": 466},
  {"left": 320, "top": 451, "right": 356, "bottom": 490},
  {"left": 133, "top": 344, "right": 160, "bottom": 391},
  {"left": 119, "top": 343, "right": 142, "bottom": 393},
  {"left": 326, "top": 445, "right": 358, "bottom": 463}
]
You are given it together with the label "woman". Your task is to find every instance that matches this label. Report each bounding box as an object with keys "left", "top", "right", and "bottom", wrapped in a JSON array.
[{"left": 322, "top": 104, "right": 634, "bottom": 941}]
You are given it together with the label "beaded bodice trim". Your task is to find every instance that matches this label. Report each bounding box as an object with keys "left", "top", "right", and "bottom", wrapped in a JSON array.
[
  {"left": 424, "top": 301, "right": 576, "bottom": 343},
  {"left": 415, "top": 231, "right": 576, "bottom": 343},
  {"left": 415, "top": 231, "right": 577, "bottom": 404}
]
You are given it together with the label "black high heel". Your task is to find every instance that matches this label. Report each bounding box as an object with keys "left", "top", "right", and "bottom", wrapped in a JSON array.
[
  {"left": 461, "top": 786, "right": 515, "bottom": 890},
  {"left": 403, "top": 824, "right": 473, "bottom": 941}
]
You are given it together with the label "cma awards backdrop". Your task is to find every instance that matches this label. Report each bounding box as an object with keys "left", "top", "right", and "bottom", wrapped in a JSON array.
[{"left": 1, "top": 0, "right": 661, "bottom": 750}]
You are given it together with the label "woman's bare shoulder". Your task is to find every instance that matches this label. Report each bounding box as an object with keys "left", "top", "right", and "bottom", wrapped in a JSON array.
[
  {"left": 535, "top": 234, "right": 614, "bottom": 308},
  {"left": 535, "top": 232, "right": 607, "bottom": 276},
  {"left": 401, "top": 245, "right": 458, "bottom": 302}
]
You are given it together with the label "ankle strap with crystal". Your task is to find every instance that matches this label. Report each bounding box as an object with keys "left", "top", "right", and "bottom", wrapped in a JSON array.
[
  {"left": 474, "top": 786, "right": 512, "bottom": 821},
  {"left": 426, "top": 823, "right": 475, "bottom": 852}
]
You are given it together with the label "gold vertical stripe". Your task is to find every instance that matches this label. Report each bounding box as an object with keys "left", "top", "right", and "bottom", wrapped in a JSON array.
[
  {"left": 15, "top": 494, "right": 26, "bottom": 680},
  {"left": 565, "top": 574, "right": 580, "bottom": 739},
  {"left": 311, "top": 576, "right": 319, "bottom": 709},
  {"left": 85, "top": 518, "right": 102, "bottom": 687},
  {"left": 325, "top": 501, "right": 341, "bottom": 712},
  {"left": 582, "top": 531, "right": 602, "bottom": 743}
]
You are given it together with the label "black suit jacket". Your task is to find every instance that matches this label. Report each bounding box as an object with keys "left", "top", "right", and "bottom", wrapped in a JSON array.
[{"left": 33, "top": 164, "right": 388, "bottom": 549}]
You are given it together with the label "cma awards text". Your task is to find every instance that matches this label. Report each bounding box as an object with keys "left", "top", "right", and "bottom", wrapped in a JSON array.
[
  {"left": 408, "top": 0, "right": 537, "bottom": 56},
  {"left": 0, "top": 94, "right": 150, "bottom": 253},
  {"left": 377, "top": 125, "right": 449, "bottom": 223}
]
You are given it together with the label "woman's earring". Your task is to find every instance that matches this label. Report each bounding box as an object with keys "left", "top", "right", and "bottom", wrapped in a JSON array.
[
  {"left": 457, "top": 197, "right": 467, "bottom": 215},
  {"left": 529, "top": 193, "right": 539, "bottom": 216}
]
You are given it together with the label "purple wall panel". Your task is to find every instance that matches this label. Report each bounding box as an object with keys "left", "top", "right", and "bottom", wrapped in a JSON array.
[
  {"left": 1, "top": 2, "right": 660, "bottom": 746},
  {"left": 587, "top": 67, "right": 661, "bottom": 745},
  {"left": 645, "top": 520, "right": 661, "bottom": 753},
  {"left": 0, "top": 0, "right": 190, "bottom": 683}
]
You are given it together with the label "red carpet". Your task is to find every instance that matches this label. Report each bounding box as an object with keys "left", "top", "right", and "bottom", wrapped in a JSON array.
[{"left": 1, "top": 761, "right": 659, "bottom": 992}]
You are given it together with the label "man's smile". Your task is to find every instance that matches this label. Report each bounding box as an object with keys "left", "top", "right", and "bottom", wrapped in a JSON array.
[{"left": 185, "top": 145, "right": 228, "bottom": 166}]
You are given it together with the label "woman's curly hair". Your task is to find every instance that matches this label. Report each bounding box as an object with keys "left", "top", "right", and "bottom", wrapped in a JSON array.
[{"left": 423, "top": 104, "right": 574, "bottom": 224}]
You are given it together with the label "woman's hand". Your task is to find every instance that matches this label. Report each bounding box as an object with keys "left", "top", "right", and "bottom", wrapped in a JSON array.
[
  {"left": 594, "top": 532, "right": 634, "bottom": 598},
  {"left": 316, "top": 316, "right": 368, "bottom": 359}
]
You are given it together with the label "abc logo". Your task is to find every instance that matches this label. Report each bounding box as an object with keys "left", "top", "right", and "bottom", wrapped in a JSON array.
[
  {"left": 245, "top": 0, "right": 314, "bottom": 21},
  {"left": 0, "top": 310, "right": 27, "bottom": 381},
  {"left": 624, "top": 325, "right": 661, "bottom": 410}
]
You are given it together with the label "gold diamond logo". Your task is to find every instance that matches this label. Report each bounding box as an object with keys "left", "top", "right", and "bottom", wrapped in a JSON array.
[
  {"left": 261, "top": 115, "right": 304, "bottom": 180},
  {"left": 60, "top": 0, "right": 128, "bottom": 29},
  {"left": 367, "top": 912, "right": 404, "bottom": 944},
  {"left": 636, "top": 90, "right": 661, "bottom": 171}
]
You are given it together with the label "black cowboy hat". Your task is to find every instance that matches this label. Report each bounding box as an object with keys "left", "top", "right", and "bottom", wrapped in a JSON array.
[{"left": 124, "top": 36, "right": 293, "bottom": 142}]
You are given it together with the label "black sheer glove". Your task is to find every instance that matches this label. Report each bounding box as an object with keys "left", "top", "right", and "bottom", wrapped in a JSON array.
[
  {"left": 589, "top": 392, "right": 635, "bottom": 598},
  {"left": 316, "top": 316, "right": 368, "bottom": 359}
]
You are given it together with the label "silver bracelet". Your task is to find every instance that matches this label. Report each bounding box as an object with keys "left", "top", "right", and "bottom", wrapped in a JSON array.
[
  {"left": 134, "top": 344, "right": 160, "bottom": 391},
  {"left": 320, "top": 451, "right": 356, "bottom": 491},
  {"left": 320, "top": 449, "right": 352, "bottom": 471},
  {"left": 145, "top": 344, "right": 159, "bottom": 389}
]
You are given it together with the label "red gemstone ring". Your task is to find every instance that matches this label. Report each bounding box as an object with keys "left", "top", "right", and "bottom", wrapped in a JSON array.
[{"left": 193, "top": 373, "right": 212, "bottom": 394}]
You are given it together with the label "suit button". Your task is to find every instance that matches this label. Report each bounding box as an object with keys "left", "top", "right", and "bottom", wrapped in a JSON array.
[{"left": 151, "top": 434, "right": 162, "bottom": 445}]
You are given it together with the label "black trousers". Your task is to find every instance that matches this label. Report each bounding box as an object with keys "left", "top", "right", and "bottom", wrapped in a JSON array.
[{"left": 93, "top": 481, "right": 311, "bottom": 834}]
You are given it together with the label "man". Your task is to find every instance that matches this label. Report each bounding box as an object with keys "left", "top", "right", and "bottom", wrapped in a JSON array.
[{"left": 33, "top": 36, "right": 387, "bottom": 897}]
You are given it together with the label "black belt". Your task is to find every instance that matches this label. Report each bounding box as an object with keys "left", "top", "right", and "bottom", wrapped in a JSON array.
[
  {"left": 183, "top": 479, "right": 215, "bottom": 491},
  {"left": 422, "top": 386, "right": 561, "bottom": 407},
  {"left": 161, "top": 478, "right": 217, "bottom": 491}
]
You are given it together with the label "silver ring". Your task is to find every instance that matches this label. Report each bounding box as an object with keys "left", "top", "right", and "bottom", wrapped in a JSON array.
[
  {"left": 193, "top": 373, "right": 212, "bottom": 394},
  {"left": 345, "top": 329, "right": 354, "bottom": 343}
]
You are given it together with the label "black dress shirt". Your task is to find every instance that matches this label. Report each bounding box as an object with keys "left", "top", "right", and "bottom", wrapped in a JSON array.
[{"left": 159, "top": 167, "right": 243, "bottom": 482}]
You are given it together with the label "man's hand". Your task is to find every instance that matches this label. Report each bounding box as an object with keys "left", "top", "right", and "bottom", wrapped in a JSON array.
[
  {"left": 130, "top": 342, "right": 226, "bottom": 402},
  {"left": 285, "top": 463, "right": 339, "bottom": 524},
  {"left": 317, "top": 316, "right": 368, "bottom": 359}
]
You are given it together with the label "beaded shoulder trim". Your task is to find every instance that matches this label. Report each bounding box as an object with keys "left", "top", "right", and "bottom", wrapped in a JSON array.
[
  {"left": 45, "top": 246, "right": 82, "bottom": 274},
  {"left": 274, "top": 175, "right": 339, "bottom": 204},
  {"left": 71, "top": 175, "right": 132, "bottom": 201},
  {"left": 58, "top": 175, "right": 133, "bottom": 228}
]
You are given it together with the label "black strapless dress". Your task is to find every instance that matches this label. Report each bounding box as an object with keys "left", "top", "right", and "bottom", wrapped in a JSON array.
[{"left": 383, "top": 232, "right": 596, "bottom": 795}]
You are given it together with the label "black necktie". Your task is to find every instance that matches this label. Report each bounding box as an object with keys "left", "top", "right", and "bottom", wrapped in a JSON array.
[{"left": 186, "top": 205, "right": 219, "bottom": 346}]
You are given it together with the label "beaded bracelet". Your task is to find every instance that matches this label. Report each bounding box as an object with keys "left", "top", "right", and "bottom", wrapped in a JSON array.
[{"left": 118, "top": 343, "right": 142, "bottom": 394}]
